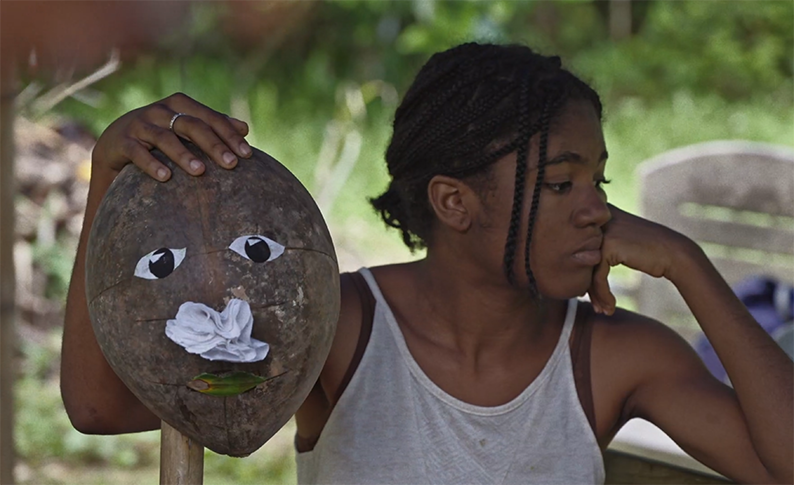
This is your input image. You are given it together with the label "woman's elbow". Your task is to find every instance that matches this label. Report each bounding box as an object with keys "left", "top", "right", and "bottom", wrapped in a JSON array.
[
  {"left": 63, "top": 400, "right": 118, "bottom": 435},
  {"left": 61, "top": 388, "right": 159, "bottom": 435}
]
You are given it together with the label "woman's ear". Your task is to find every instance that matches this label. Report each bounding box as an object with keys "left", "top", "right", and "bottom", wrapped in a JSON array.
[{"left": 427, "top": 175, "right": 477, "bottom": 234}]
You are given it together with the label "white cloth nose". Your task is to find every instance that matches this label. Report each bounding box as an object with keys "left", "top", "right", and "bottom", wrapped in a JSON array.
[{"left": 165, "top": 298, "right": 270, "bottom": 363}]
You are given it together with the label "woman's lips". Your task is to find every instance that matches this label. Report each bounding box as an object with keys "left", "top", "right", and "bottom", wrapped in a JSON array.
[{"left": 572, "top": 249, "right": 602, "bottom": 266}]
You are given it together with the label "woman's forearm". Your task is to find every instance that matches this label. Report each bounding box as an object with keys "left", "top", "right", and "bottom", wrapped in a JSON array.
[
  {"left": 669, "top": 242, "right": 793, "bottom": 482},
  {"left": 61, "top": 165, "right": 159, "bottom": 433}
]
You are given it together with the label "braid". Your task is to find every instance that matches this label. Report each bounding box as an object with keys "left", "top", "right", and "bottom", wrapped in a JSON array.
[
  {"left": 431, "top": 118, "right": 543, "bottom": 177},
  {"left": 389, "top": 64, "right": 500, "bottom": 177},
  {"left": 502, "top": 77, "right": 532, "bottom": 285},
  {"left": 396, "top": 85, "right": 513, "bottom": 176},
  {"left": 524, "top": 97, "right": 553, "bottom": 295},
  {"left": 390, "top": 47, "right": 499, "bottom": 167},
  {"left": 370, "top": 182, "right": 413, "bottom": 248}
]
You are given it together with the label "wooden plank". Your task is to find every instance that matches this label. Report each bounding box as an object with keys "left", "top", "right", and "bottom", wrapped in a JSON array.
[
  {"left": 604, "top": 449, "right": 733, "bottom": 484},
  {"left": 671, "top": 218, "right": 793, "bottom": 256},
  {"left": 640, "top": 142, "right": 794, "bottom": 218},
  {"left": 160, "top": 420, "right": 204, "bottom": 485},
  {"left": 635, "top": 142, "right": 794, "bottom": 333},
  {"left": 0, "top": 68, "right": 16, "bottom": 485}
]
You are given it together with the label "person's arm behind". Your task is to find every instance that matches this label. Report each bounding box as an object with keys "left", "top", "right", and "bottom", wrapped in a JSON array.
[
  {"left": 589, "top": 205, "right": 793, "bottom": 483},
  {"left": 61, "top": 168, "right": 161, "bottom": 433},
  {"left": 60, "top": 93, "right": 252, "bottom": 434}
]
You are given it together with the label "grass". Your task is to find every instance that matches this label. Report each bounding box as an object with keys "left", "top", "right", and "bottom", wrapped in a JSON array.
[{"left": 21, "top": 53, "right": 793, "bottom": 482}]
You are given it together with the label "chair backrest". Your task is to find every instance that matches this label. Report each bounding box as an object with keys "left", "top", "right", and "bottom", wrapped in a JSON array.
[{"left": 636, "top": 141, "right": 794, "bottom": 339}]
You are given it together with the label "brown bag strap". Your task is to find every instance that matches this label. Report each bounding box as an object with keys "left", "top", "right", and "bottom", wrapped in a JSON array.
[
  {"left": 570, "top": 301, "right": 597, "bottom": 435},
  {"left": 333, "top": 272, "right": 376, "bottom": 404}
]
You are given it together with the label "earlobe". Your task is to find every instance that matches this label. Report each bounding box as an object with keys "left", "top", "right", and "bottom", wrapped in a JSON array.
[{"left": 427, "top": 175, "right": 473, "bottom": 233}]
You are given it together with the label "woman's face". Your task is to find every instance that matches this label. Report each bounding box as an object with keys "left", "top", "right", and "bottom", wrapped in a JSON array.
[{"left": 475, "top": 100, "right": 611, "bottom": 299}]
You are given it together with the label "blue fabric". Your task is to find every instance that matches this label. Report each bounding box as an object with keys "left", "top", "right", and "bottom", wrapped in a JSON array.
[{"left": 694, "top": 276, "right": 794, "bottom": 383}]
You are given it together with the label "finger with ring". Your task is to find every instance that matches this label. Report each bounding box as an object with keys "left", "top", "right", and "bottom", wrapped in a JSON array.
[{"left": 169, "top": 112, "right": 187, "bottom": 132}]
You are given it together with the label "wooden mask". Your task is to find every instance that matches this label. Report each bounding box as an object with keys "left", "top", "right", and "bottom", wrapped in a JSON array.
[{"left": 86, "top": 143, "right": 339, "bottom": 456}]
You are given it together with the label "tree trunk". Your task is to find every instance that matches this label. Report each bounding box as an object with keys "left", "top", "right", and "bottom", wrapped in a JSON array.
[
  {"left": 0, "top": 61, "right": 17, "bottom": 485},
  {"left": 609, "top": 0, "right": 632, "bottom": 41}
]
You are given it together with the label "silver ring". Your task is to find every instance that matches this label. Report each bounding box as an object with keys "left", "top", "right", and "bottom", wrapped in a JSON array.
[{"left": 169, "top": 112, "right": 187, "bottom": 132}]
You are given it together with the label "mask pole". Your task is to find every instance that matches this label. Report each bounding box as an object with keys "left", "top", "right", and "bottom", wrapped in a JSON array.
[{"left": 160, "top": 420, "right": 204, "bottom": 485}]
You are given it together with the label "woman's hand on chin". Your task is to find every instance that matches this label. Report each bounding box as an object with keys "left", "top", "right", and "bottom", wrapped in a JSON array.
[{"left": 587, "top": 204, "right": 698, "bottom": 315}]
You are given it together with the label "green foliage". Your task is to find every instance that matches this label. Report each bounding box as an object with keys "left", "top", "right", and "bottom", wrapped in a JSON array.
[
  {"left": 31, "top": 236, "right": 76, "bottom": 302},
  {"left": 16, "top": 333, "right": 160, "bottom": 470},
  {"left": 15, "top": 328, "right": 296, "bottom": 484},
  {"left": 571, "top": 1, "right": 793, "bottom": 103},
  {"left": 203, "top": 434, "right": 297, "bottom": 485}
]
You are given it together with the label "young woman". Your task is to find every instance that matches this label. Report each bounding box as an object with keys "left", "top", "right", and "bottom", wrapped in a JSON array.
[{"left": 61, "top": 43, "right": 792, "bottom": 484}]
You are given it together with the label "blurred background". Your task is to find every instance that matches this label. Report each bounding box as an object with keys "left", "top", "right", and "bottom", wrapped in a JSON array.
[{"left": 0, "top": 0, "right": 792, "bottom": 483}]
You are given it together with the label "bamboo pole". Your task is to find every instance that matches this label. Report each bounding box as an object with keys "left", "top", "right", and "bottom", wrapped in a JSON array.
[
  {"left": 0, "top": 65, "right": 17, "bottom": 484},
  {"left": 160, "top": 420, "right": 204, "bottom": 485}
]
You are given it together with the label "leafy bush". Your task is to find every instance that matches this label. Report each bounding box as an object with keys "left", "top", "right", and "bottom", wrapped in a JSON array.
[{"left": 571, "top": 1, "right": 793, "bottom": 103}]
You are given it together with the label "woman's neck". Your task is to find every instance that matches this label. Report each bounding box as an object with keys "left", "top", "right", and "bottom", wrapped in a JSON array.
[{"left": 377, "top": 253, "right": 568, "bottom": 364}]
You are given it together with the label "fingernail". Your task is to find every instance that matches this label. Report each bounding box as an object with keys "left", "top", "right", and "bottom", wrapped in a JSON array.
[
  {"left": 593, "top": 303, "right": 601, "bottom": 314},
  {"left": 239, "top": 142, "right": 251, "bottom": 156},
  {"left": 223, "top": 152, "right": 236, "bottom": 165},
  {"left": 189, "top": 160, "right": 203, "bottom": 172},
  {"left": 157, "top": 168, "right": 169, "bottom": 180}
]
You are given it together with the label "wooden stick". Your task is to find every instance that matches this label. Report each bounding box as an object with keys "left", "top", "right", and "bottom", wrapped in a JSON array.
[
  {"left": 160, "top": 420, "right": 204, "bottom": 485},
  {"left": 0, "top": 65, "right": 17, "bottom": 485}
]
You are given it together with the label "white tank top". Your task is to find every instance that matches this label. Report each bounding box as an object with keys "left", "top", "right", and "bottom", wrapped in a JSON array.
[{"left": 296, "top": 268, "right": 605, "bottom": 484}]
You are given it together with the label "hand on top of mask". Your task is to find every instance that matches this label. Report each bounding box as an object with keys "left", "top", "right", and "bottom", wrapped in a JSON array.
[{"left": 91, "top": 92, "right": 253, "bottom": 183}]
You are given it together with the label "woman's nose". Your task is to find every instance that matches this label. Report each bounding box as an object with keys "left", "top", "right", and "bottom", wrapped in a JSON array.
[{"left": 573, "top": 187, "right": 611, "bottom": 227}]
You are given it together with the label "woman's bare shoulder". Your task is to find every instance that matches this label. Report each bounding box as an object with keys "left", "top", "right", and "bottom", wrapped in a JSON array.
[
  {"left": 587, "top": 304, "right": 709, "bottom": 439},
  {"left": 590, "top": 305, "right": 699, "bottom": 375},
  {"left": 589, "top": 304, "right": 709, "bottom": 404},
  {"left": 591, "top": 306, "right": 691, "bottom": 351}
]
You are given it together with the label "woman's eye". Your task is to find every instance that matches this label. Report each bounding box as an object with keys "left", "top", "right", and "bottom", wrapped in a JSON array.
[
  {"left": 228, "top": 235, "right": 285, "bottom": 263},
  {"left": 595, "top": 178, "right": 612, "bottom": 190},
  {"left": 134, "top": 248, "right": 186, "bottom": 280},
  {"left": 545, "top": 181, "right": 572, "bottom": 193}
]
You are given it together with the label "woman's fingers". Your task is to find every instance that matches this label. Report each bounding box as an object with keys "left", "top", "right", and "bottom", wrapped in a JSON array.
[
  {"left": 588, "top": 258, "right": 616, "bottom": 315},
  {"left": 170, "top": 115, "right": 242, "bottom": 169},
  {"left": 227, "top": 117, "right": 249, "bottom": 137},
  {"left": 93, "top": 93, "right": 255, "bottom": 184},
  {"left": 139, "top": 121, "right": 209, "bottom": 175},
  {"left": 162, "top": 93, "right": 252, "bottom": 161},
  {"left": 121, "top": 138, "right": 172, "bottom": 182}
]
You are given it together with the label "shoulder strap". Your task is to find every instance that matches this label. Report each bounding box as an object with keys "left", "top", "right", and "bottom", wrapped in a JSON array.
[
  {"left": 333, "top": 271, "right": 376, "bottom": 404},
  {"left": 570, "top": 301, "right": 597, "bottom": 435}
]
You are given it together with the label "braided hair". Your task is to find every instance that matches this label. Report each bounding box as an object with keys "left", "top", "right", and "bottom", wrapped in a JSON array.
[{"left": 371, "top": 43, "right": 602, "bottom": 295}]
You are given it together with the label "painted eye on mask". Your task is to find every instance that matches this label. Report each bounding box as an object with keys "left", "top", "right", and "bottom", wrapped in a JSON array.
[
  {"left": 134, "top": 248, "right": 186, "bottom": 280},
  {"left": 228, "top": 235, "right": 284, "bottom": 263}
]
